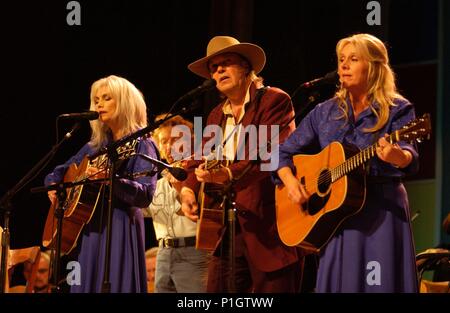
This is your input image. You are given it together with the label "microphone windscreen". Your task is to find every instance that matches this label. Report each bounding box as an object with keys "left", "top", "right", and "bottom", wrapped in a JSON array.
[
  {"left": 324, "top": 70, "right": 339, "bottom": 84},
  {"left": 170, "top": 167, "right": 187, "bottom": 181},
  {"left": 202, "top": 78, "right": 216, "bottom": 89},
  {"left": 59, "top": 111, "right": 99, "bottom": 120}
]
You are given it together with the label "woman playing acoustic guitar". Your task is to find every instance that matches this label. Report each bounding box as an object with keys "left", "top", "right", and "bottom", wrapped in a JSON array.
[
  {"left": 274, "top": 34, "right": 421, "bottom": 292},
  {"left": 45, "top": 75, "right": 158, "bottom": 292}
]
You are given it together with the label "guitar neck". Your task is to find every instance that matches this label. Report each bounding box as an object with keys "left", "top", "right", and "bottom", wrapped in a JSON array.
[{"left": 331, "top": 131, "right": 399, "bottom": 183}]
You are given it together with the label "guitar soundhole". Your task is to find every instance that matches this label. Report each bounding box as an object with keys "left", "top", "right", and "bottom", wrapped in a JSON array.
[
  {"left": 67, "top": 186, "right": 81, "bottom": 203},
  {"left": 317, "top": 169, "right": 331, "bottom": 194}
]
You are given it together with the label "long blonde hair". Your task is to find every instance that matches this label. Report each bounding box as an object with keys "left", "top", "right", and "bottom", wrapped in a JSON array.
[
  {"left": 88, "top": 75, "right": 148, "bottom": 149},
  {"left": 335, "top": 33, "right": 404, "bottom": 132}
]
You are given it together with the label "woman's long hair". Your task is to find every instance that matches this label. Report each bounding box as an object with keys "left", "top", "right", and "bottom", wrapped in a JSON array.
[
  {"left": 335, "top": 33, "right": 405, "bottom": 132},
  {"left": 88, "top": 75, "right": 148, "bottom": 149}
]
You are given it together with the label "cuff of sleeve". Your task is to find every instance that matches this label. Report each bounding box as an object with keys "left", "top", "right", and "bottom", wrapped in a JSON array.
[
  {"left": 393, "top": 149, "right": 413, "bottom": 168},
  {"left": 181, "top": 186, "right": 195, "bottom": 196},
  {"left": 397, "top": 145, "right": 419, "bottom": 174},
  {"left": 271, "top": 172, "right": 283, "bottom": 186},
  {"left": 277, "top": 159, "right": 296, "bottom": 175}
]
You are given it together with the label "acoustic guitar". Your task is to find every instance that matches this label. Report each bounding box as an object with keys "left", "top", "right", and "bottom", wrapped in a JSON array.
[
  {"left": 195, "top": 159, "right": 227, "bottom": 251},
  {"left": 42, "top": 155, "right": 104, "bottom": 255},
  {"left": 275, "top": 113, "right": 431, "bottom": 252},
  {"left": 42, "top": 140, "right": 138, "bottom": 255}
]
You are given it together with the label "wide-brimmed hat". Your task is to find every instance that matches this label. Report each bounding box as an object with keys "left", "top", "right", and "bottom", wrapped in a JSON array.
[{"left": 188, "top": 36, "right": 266, "bottom": 79}]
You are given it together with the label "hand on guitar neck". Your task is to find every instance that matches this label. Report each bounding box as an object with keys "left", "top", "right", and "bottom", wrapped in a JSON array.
[
  {"left": 275, "top": 114, "right": 431, "bottom": 250},
  {"left": 180, "top": 187, "right": 199, "bottom": 222},
  {"left": 179, "top": 158, "right": 231, "bottom": 225},
  {"left": 194, "top": 160, "right": 230, "bottom": 184},
  {"left": 47, "top": 189, "right": 57, "bottom": 204},
  {"left": 376, "top": 135, "right": 413, "bottom": 168},
  {"left": 47, "top": 166, "right": 107, "bottom": 204},
  {"left": 278, "top": 135, "right": 413, "bottom": 208}
]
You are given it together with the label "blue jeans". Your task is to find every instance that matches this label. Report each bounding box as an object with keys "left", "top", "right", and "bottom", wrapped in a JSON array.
[{"left": 155, "top": 246, "right": 209, "bottom": 292}]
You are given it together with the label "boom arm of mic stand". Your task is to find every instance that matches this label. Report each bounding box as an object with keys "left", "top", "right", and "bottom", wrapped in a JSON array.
[
  {"left": 89, "top": 101, "right": 201, "bottom": 161},
  {"left": 0, "top": 123, "right": 81, "bottom": 209},
  {"left": 269, "top": 92, "right": 320, "bottom": 149},
  {"left": 30, "top": 177, "right": 110, "bottom": 194},
  {"left": 134, "top": 153, "right": 166, "bottom": 170}
]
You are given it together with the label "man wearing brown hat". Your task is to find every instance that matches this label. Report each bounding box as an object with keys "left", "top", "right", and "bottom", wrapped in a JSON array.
[{"left": 180, "top": 36, "right": 302, "bottom": 292}]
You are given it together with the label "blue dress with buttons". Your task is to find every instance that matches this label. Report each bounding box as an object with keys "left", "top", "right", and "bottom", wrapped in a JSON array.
[
  {"left": 45, "top": 136, "right": 158, "bottom": 293},
  {"left": 274, "top": 97, "right": 419, "bottom": 292}
]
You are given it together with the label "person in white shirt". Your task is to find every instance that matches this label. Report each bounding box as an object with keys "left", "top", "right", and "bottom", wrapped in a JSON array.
[{"left": 144, "top": 114, "right": 208, "bottom": 292}]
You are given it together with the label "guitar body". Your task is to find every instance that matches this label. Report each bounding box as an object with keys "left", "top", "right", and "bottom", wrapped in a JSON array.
[
  {"left": 275, "top": 142, "right": 366, "bottom": 252},
  {"left": 195, "top": 182, "right": 225, "bottom": 251},
  {"left": 42, "top": 156, "right": 103, "bottom": 255}
]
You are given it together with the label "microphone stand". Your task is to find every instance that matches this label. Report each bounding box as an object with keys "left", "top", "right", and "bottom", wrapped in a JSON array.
[
  {"left": 134, "top": 154, "right": 172, "bottom": 172},
  {"left": 30, "top": 177, "right": 108, "bottom": 292},
  {"left": 50, "top": 184, "right": 66, "bottom": 293},
  {"left": 0, "top": 123, "right": 80, "bottom": 293},
  {"left": 221, "top": 183, "right": 237, "bottom": 293},
  {"left": 88, "top": 101, "right": 203, "bottom": 162},
  {"left": 217, "top": 163, "right": 253, "bottom": 293},
  {"left": 281, "top": 92, "right": 321, "bottom": 137},
  {"left": 212, "top": 90, "right": 322, "bottom": 292},
  {"left": 101, "top": 148, "right": 117, "bottom": 293}
]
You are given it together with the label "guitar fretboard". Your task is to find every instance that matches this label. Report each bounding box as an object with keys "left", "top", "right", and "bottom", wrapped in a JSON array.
[
  {"left": 330, "top": 132, "right": 398, "bottom": 183},
  {"left": 313, "top": 113, "right": 430, "bottom": 190}
]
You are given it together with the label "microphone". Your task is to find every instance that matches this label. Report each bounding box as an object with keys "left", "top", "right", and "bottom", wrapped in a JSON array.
[
  {"left": 298, "top": 70, "right": 339, "bottom": 90},
  {"left": 124, "top": 170, "right": 157, "bottom": 179},
  {"left": 128, "top": 167, "right": 187, "bottom": 181},
  {"left": 135, "top": 154, "right": 188, "bottom": 181},
  {"left": 59, "top": 111, "right": 99, "bottom": 120},
  {"left": 166, "top": 166, "right": 188, "bottom": 181},
  {"left": 174, "top": 79, "right": 216, "bottom": 106}
]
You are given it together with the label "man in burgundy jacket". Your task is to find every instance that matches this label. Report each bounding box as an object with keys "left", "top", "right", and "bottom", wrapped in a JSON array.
[{"left": 180, "top": 36, "right": 302, "bottom": 292}]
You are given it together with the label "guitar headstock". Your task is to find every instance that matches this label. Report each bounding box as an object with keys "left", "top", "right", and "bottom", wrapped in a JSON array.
[
  {"left": 397, "top": 113, "right": 431, "bottom": 144},
  {"left": 206, "top": 159, "right": 222, "bottom": 170}
]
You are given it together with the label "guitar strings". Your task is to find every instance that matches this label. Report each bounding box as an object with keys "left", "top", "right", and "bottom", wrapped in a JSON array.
[
  {"left": 315, "top": 141, "right": 381, "bottom": 187},
  {"left": 315, "top": 131, "right": 400, "bottom": 187}
]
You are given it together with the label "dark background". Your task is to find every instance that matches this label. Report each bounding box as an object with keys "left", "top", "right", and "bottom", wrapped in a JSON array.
[{"left": 0, "top": 0, "right": 444, "bottom": 251}]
